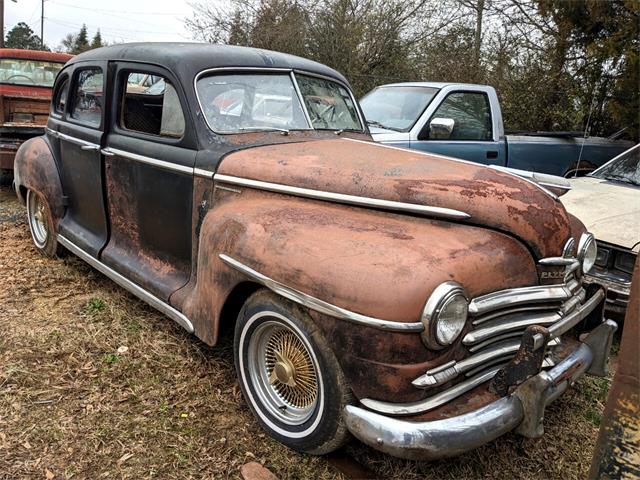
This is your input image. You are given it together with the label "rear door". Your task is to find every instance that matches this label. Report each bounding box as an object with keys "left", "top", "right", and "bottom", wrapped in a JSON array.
[
  {"left": 100, "top": 62, "right": 196, "bottom": 301},
  {"left": 411, "top": 89, "right": 507, "bottom": 166},
  {"left": 55, "top": 63, "right": 109, "bottom": 256}
]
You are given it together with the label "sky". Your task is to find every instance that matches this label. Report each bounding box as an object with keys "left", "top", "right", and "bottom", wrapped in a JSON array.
[{"left": 5, "top": 0, "right": 196, "bottom": 50}]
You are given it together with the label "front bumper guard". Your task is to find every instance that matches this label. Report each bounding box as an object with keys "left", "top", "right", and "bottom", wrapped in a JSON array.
[{"left": 343, "top": 319, "right": 618, "bottom": 461}]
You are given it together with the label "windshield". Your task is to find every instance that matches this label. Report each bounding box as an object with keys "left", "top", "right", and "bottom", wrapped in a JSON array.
[
  {"left": 592, "top": 145, "right": 640, "bottom": 187},
  {"left": 0, "top": 58, "right": 65, "bottom": 88},
  {"left": 360, "top": 86, "right": 439, "bottom": 131},
  {"left": 196, "top": 72, "right": 362, "bottom": 134}
]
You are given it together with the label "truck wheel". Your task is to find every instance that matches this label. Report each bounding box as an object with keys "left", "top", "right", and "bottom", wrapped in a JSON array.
[
  {"left": 234, "top": 289, "right": 353, "bottom": 454},
  {"left": 26, "top": 189, "right": 61, "bottom": 257}
]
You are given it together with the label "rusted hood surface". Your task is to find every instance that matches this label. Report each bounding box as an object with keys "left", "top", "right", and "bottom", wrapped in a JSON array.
[{"left": 218, "top": 138, "right": 573, "bottom": 258}]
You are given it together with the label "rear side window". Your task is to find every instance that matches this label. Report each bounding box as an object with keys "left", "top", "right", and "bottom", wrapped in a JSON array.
[
  {"left": 52, "top": 76, "right": 69, "bottom": 115},
  {"left": 70, "top": 68, "right": 103, "bottom": 127},
  {"left": 120, "top": 71, "right": 185, "bottom": 138}
]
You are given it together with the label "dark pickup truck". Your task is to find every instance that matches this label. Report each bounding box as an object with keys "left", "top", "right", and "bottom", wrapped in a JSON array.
[{"left": 361, "top": 82, "right": 633, "bottom": 177}]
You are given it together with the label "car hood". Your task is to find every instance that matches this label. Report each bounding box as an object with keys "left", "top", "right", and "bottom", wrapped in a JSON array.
[
  {"left": 562, "top": 176, "right": 640, "bottom": 252},
  {"left": 218, "top": 138, "right": 573, "bottom": 258}
]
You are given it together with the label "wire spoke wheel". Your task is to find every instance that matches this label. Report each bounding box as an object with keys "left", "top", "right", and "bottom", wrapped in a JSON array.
[
  {"left": 247, "top": 318, "right": 320, "bottom": 426},
  {"left": 27, "top": 190, "right": 49, "bottom": 248}
]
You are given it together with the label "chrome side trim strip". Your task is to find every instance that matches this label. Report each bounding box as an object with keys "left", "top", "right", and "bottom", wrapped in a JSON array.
[
  {"left": 361, "top": 366, "right": 503, "bottom": 416},
  {"left": 468, "top": 284, "right": 574, "bottom": 316},
  {"left": 55, "top": 130, "right": 101, "bottom": 149},
  {"left": 219, "top": 254, "right": 423, "bottom": 332},
  {"left": 214, "top": 174, "right": 471, "bottom": 220},
  {"left": 194, "top": 167, "right": 214, "bottom": 179},
  {"left": 103, "top": 147, "right": 194, "bottom": 175},
  {"left": 57, "top": 235, "right": 194, "bottom": 334}
]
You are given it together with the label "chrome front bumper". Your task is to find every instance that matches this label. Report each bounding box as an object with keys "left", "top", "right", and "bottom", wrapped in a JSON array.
[{"left": 343, "top": 319, "right": 617, "bottom": 461}]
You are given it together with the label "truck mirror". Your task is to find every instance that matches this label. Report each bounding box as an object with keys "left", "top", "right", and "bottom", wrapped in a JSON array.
[{"left": 429, "top": 117, "right": 455, "bottom": 139}]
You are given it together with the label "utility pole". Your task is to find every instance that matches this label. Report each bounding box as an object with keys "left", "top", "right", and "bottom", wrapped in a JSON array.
[
  {"left": 40, "top": 0, "right": 43, "bottom": 48},
  {"left": 1, "top": 0, "right": 5, "bottom": 49}
]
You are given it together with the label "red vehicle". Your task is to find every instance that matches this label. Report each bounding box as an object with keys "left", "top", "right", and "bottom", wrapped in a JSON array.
[{"left": 0, "top": 49, "right": 72, "bottom": 180}]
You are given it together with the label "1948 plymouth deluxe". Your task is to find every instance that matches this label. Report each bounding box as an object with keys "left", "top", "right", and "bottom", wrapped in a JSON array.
[{"left": 14, "top": 43, "right": 617, "bottom": 460}]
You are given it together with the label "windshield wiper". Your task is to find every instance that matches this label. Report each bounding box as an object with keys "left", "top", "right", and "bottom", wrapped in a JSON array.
[
  {"left": 366, "top": 120, "right": 402, "bottom": 132},
  {"left": 604, "top": 174, "right": 640, "bottom": 186},
  {"left": 237, "top": 126, "right": 290, "bottom": 136}
]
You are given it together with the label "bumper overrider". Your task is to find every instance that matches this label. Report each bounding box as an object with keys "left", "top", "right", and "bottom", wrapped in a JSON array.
[{"left": 343, "top": 288, "right": 616, "bottom": 460}]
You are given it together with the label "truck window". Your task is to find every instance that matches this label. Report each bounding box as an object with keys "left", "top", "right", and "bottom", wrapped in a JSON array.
[
  {"left": 427, "top": 92, "right": 492, "bottom": 141},
  {"left": 120, "top": 72, "right": 185, "bottom": 138},
  {"left": 70, "top": 68, "right": 103, "bottom": 127}
]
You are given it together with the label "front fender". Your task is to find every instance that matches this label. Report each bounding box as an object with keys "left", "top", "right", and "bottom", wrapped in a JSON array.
[
  {"left": 13, "top": 136, "right": 64, "bottom": 226},
  {"left": 183, "top": 188, "right": 537, "bottom": 348}
]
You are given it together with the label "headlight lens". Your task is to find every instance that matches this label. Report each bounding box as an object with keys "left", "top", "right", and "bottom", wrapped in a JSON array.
[
  {"left": 578, "top": 233, "right": 597, "bottom": 274},
  {"left": 421, "top": 282, "right": 468, "bottom": 349}
]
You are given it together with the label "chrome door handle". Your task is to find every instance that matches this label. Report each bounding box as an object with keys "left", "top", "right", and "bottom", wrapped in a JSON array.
[
  {"left": 80, "top": 144, "right": 100, "bottom": 151},
  {"left": 101, "top": 148, "right": 115, "bottom": 157}
]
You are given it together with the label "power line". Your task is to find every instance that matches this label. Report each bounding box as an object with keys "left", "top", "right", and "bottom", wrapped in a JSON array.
[{"left": 49, "top": 0, "right": 185, "bottom": 16}]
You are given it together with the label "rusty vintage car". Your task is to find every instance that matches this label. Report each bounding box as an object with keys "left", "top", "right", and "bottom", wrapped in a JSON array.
[
  {"left": 13, "top": 43, "right": 617, "bottom": 460},
  {"left": 0, "top": 49, "right": 72, "bottom": 182}
]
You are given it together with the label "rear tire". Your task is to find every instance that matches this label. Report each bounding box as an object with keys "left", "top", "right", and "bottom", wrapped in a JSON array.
[
  {"left": 234, "top": 289, "right": 353, "bottom": 454},
  {"left": 26, "top": 189, "right": 62, "bottom": 257}
]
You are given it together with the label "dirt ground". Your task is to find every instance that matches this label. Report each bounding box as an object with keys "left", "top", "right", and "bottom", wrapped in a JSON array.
[{"left": 0, "top": 185, "right": 615, "bottom": 479}]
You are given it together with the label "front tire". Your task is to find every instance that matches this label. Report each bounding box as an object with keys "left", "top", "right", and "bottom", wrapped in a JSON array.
[
  {"left": 234, "top": 289, "right": 353, "bottom": 454},
  {"left": 26, "top": 189, "right": 61, "bottom": 257}
]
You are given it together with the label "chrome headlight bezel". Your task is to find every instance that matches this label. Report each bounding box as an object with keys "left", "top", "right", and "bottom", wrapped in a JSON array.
[
  {"left": 577, "top": 232, "right": 597, "bottom": 274},
  {"left": 421, "top": 282, "right": 469, "bottom": 350}
]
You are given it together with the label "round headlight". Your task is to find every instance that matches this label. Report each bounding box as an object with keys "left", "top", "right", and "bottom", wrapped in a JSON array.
[
  {"left": 578, "top": 233, "right": 597, "bottom": 274},
  {"left": 421, "top": 282, "right": 468, "bottom": 349}
]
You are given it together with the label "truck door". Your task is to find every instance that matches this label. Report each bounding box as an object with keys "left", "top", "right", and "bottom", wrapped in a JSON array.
[
  {"left": 55, "top": 63, "right": 109, "bottom": 257},
  {"left": 100, "top": 63, "right": 196, "bottom": 302},
  {"left": 412, "top": 90, "right": 506, "bottom": 166}
]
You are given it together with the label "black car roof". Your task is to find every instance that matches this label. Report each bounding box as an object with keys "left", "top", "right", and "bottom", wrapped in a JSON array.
[{"left": 69, "top": 42, "right": 350, "bottom": 85}]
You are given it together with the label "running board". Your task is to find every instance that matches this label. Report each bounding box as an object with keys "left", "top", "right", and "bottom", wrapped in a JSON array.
[{"left": 57, "top": 235, "right": 194, "bottom": 334}]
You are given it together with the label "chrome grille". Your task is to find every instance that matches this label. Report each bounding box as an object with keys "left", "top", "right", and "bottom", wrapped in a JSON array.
[{"left": 412, "top": 278, "right": 586, "bottom": 389}]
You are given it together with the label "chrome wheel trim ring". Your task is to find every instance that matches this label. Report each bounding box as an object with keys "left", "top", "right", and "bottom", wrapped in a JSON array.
[
  {"left": 27, "top": 190, "right": 49, "bottom": 248},
  {"left": 239, "top": 311, "right": 325, "bottom": 438}
]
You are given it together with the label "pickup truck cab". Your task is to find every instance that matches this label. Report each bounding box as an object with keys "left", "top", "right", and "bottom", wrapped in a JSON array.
[
  {"left": 361, "top": 82, "right": 633, "bottom": 177},
  {"left": 14, "top": 43, "right": 616, "bottom": 461}
]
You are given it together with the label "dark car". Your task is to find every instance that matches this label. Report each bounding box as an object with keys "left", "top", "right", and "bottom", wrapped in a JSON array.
[{"left": 13, "top": 43, "right": 616, "bottom": 461}]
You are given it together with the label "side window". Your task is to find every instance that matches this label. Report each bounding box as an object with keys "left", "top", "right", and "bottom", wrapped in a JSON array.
[
  {"left": 52, "top": 76, "right": 69, "bottom": 115},
  {"left": 427, "top": 92, "right": 492, "bottom": 141},
  {"left": 120, "top": 71, "right": 185, "bottom": 138},
  {"left": 70, "top": 68, "right": 103, "bottom": 127}
]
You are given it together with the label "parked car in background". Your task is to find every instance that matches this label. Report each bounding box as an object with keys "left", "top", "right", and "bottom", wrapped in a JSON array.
[
  {"left": 0, "top": 49, "right": 72, "bottom": 183},
  {"left": 14, "top": 43, "right": 616, "bottom": 461},
  {"left": 361, "top": 82, "right": 632, "bottom": 177},
  {"left": 562, "top": 144, "right": 639, "bottom": 318}
]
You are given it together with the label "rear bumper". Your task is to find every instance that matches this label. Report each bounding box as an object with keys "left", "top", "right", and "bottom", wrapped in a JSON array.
[{"left": 343, "top": 319, "right": 617, "bottom": 460}]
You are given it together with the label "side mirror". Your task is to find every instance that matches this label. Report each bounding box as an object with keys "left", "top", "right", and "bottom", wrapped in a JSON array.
[{"left": 429, "top": 117, "right": 455, "bottom": 139}]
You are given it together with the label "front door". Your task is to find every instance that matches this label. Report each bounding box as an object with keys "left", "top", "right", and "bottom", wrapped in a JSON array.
[
  {"left": 100, "top": 64, "right": 196, "bottom": 301},
  {"left": 56, "top": 64, "right": 108, "bottom": 256},
  {"left": 412, "top": 90, "right": 507, "bottom": 166}
]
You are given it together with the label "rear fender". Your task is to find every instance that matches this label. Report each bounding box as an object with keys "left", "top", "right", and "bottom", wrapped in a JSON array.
[{"left": 13, "top": 136, "right": 64, "bottom": 226}]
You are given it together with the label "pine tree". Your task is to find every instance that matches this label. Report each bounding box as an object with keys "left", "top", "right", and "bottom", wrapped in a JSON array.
[
  {"left": 90, "top": 30, "right": 104, "bottom": 49},
  {"left": 5, "top": 22, "right": 47, "bottom": 50}
]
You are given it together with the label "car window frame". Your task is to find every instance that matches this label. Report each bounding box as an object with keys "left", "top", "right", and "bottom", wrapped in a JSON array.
[
  {"left": 67, "top": 64, "right": 106, "bottom": 130},
  {"left": 50, "top": 71, "right": 70, "bottom": 118},
  {"left": 419, "top": 90, "right": 493, "bottom": 142},
  {"left": 111, "top": 61, "right": 195, "bottom": 148}
]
